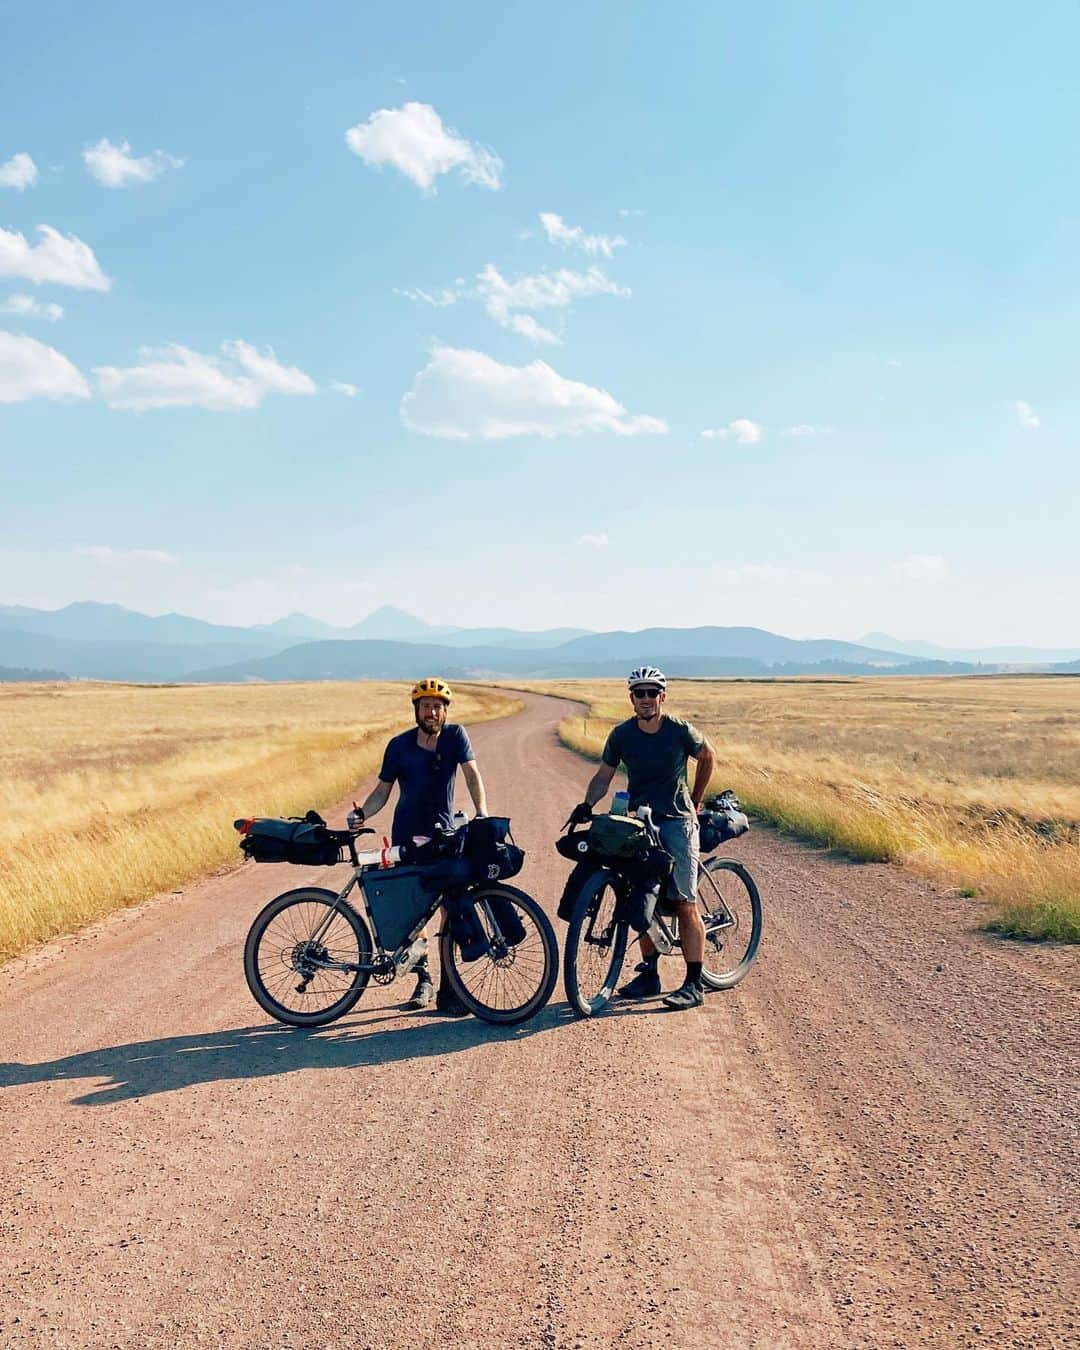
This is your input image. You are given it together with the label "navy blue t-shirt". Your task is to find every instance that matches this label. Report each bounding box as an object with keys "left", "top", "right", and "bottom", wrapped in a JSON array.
[{"left": 378, "top": 723, "right": 475, "bottom": 846}]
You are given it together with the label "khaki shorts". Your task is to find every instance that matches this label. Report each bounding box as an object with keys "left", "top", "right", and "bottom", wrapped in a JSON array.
[{"left": 657, "top": 816, "right": 700, "bottom": 903}]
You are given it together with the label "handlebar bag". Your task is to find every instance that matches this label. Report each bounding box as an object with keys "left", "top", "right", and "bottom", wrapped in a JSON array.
[
  {"left": 464, "top": 816, "right": 524, "bottom": 882},
  {"left": 585, "top": 813, "right": 650, "bottom": 862},
  {"left": 238, "top": 817, "right": 342, "bottom": 866}
]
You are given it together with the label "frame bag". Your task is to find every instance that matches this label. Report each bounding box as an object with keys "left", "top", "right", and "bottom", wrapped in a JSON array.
[{"left": 364, "top": 867, "right": 436, "bottom": 953}]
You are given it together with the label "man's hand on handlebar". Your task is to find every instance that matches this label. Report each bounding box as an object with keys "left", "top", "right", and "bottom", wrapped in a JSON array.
[
  {"left": 569, "top": 801, "right": 593, "bottom": 826},
  {"left": 346, "top": 800, "right": 365, "bottom": 832}
]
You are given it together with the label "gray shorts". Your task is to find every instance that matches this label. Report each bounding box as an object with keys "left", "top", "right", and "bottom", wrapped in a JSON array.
[{"left": 657, "top": 815, "right": 700, "bottom": 903}]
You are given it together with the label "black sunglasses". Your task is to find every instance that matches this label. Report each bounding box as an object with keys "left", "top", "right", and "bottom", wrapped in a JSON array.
[{"left": 633, "top": 687, "right": 662, "bottom": 698}]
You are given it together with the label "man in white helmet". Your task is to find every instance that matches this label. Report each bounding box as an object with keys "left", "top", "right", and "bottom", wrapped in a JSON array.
[{"left": 570, "top": 666, "right": 715, "bottom": 1009}]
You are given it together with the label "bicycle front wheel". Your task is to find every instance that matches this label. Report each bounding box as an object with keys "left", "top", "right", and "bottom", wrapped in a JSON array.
[
  {"left": 439, "top": 885, "right": 558, "bottom": 1026},
  {"left": 244, "top": 887, "right": 373, "bottom": 1027},
  {"left": 563, "top": 869, "right": 628, "bottom": 1018},
  {"left": 696, "top": 859, "right": 762, "bottom": 990}
]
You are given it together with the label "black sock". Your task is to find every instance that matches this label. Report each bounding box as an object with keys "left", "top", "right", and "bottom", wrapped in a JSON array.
[
  {"left": 643, "top": 951, "right": 660, "bottom": 970},
  {"left": 686, "top": 961, "right": 703, "bottom": 987}
]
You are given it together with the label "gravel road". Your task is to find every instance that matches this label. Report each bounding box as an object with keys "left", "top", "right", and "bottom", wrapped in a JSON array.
[{"left": 1, "top": 692, "right": 1076, "bottom": 1349}]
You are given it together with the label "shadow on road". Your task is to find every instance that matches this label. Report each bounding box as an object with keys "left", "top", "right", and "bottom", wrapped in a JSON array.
[{"left": 0, "top": 1001, "right": 572, "bottom": 1107}]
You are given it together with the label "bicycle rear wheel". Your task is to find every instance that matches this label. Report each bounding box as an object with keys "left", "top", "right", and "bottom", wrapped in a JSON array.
[
  {"left": 439, "top": 885, "right": 558, "bottom": 1026},
  {"left": 563, "top": 869, "right": 628, "bottom": 1018},
  {"left": 696, "top": 858, "right": 762, "bottom": 990},
  {"left": 244, "top": 887, "right": 373, "bottom": 1027}
]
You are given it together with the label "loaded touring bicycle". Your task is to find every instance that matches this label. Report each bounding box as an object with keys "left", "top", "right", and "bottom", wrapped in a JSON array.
[
  {"left": 236, "top": 811, "right": 558, "bottom": 1027},
  {"left": 556, "top": 791, "right": 762, "bottom": 1018}
]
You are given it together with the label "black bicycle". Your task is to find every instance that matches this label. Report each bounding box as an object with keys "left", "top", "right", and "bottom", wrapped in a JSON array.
[
  {"left": 239, "top": 818, "right": 559, "bottom": 1028},
  {"left": 559, "top": 795, "right": 762, "bottom": 1018}
]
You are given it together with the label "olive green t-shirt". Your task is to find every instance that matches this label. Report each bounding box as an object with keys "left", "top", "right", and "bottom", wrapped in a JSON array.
[{"left": 601, "top": 715, "right": 706, "bottom": 819}]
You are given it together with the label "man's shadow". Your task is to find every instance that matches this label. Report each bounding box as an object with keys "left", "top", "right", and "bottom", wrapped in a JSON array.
[{"left": 0, "top": 1002, "right": 570, "bottom": 1108}]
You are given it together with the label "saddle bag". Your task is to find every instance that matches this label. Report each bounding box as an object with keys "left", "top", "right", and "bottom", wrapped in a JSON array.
[
  {"left": 464, "top": 816, "right": 525, "bottom": 882},
  {"left": 235, "top": 813, "right": 342, "bottom": 867},
  {"left": 698, "top": 790, "right": 750, "bottom": 853}
]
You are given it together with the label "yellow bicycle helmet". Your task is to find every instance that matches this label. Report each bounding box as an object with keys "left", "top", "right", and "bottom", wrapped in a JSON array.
[{"left": 410, "top": 676, "right": 453, "bottom": 704}]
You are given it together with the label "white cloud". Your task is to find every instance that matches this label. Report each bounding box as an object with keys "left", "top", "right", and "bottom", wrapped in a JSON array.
[
  {"left": 618, "top": 207, "right": 643, "bottom": 218},
  {"left": 702, "top": 418, "right": 762, "bottom": 444},
  {"left": 0, "top": 152, "right": 38, "bottom": 190},
  {"left": 1, "top": 293, "right": 63, "bottom": 322},
  {"left": 539, "top": 212, "right": 626, "bottom": 259},
  {"left": 77, "top": 545, "right": 178, "bottom": 565},
  {"left": 784, "top": 423, "right": 832, "bottom": 437},
  {"left": 0, "top": 225, "right": 111, "bottom": 290},
  {"left": 393, "top": 283, "right": 464, "bottom": 307},
  {"left": 0, "top": 330, "right": 90, "bottom": 403},
  {"left": 1014, "top": 399, "right": 1040, "bottom": 429},
  {"left": 345, "top": 102, "right": 502, "bottom": 192},
  {"left": 476, "top": 263, "right": 628, "bottom": 344},
  {"left": 83, "top": 138, "right": 184, "bottom": 188},
  {"left": 401, "top": 344, "right": 667, "bottom": 440},
  {"left": 890, "top": 553, "right": 948, "bottom": 581},
  {"left": 577, "top": 533, "right": 609, "bottom": 549},
  {"left": 332, "top": 381, "right": 360, "bottom": 397},
  {"left": 94, "top": 339, "right": 316, "bottom": 411}
]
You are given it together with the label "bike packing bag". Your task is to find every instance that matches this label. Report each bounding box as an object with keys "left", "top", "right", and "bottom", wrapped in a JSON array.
[
  {"left": 556, "top": 859, "right": 596, "bottom": 922},
  {"left": 698, "top": 805, "right": 749, "bottom": 853},
  {"left": 400, "top": 826, "right": 465, "bottom": 866},
  {"left": 555, "top": 830, "right": 594, "bottom": 864},
  {"left": 484, "top": 893, "right": 527, "bottom": 946},
  {"left": 585, "top": 813, "right": 650, "bottom": 862},
  {"left": 237, "top": 817, "right": 342, "bottom": 866},
  {"left": 619, "top": 846, "right": 674, "bottom": 929},
  {"left": 444, "top": 894, "right": 489, "bottom": 962},
  {"left": 363, "top": 866, "right": 436, "bottom": 954},
  {"left": 463, "top": 815, "right": 525, "bottom": 882}
]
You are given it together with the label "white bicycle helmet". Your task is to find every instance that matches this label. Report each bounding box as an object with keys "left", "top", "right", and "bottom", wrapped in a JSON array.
[{"left": 627, "top": 666, "right": 667, "bottom": 691}]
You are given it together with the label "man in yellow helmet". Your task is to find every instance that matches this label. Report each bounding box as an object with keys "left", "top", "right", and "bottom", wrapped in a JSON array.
[{"left": 351, "top": 677, "right": 488, "bottom": 1015}]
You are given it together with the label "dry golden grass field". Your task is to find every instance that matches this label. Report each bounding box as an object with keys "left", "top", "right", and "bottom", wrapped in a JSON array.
[
  {"left": 0, "top": 681, "right": 518, "bottom": 965},
  {"left": 512, "top": 676, "right": 1080, "bottom": 943}
]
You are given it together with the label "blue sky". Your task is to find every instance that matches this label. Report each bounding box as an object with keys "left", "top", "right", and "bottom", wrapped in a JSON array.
[{"left": 1, "top": 0, "right": 1076, "bottom": 644}]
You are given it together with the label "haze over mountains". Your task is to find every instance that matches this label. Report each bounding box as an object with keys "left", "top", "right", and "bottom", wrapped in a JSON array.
[{"left": 0, "top": 602, "right": 1077, "bottom": 683}]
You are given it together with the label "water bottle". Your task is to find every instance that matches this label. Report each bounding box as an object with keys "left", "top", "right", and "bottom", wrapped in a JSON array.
[
  {"left": 397, "top": 936, "right": 428, "bottom": 973},
  {"left": 611, "top": 790, "right": 630, "bottom": 815},
  {"left": 452, "top": 809, "right": 468, "bottom": 833}
]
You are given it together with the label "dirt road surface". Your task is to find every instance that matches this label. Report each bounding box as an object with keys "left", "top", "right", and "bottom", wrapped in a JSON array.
[{"left": 1, "top": 693, "right": 1076, "bottom": 1349}]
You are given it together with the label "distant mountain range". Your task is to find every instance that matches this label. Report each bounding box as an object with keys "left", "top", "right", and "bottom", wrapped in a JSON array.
[
  {"left": 860, "top": 632, "right": 1080, "bottom": 665},
  {"left": 0, "top": 602, "right": 1075, "bottom": 683}
]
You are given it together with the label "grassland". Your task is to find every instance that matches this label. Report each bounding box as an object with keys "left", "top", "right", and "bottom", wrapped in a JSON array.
[
  {"left": 0, "top": 681, "right": 519, "bottom": 964},
  {"left": 514, "top": 676, "right": 1080, "bottom": 943}
]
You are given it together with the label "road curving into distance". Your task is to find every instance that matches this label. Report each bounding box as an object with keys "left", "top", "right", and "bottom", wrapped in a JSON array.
[{"left": 1, "top": 692, "right": 1076, "bottom": 1348}]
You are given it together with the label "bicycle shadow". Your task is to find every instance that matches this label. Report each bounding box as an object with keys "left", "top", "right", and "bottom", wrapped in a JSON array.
[{"left": 0, "top": 1001, "right": 570, "bottom": 1108}]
